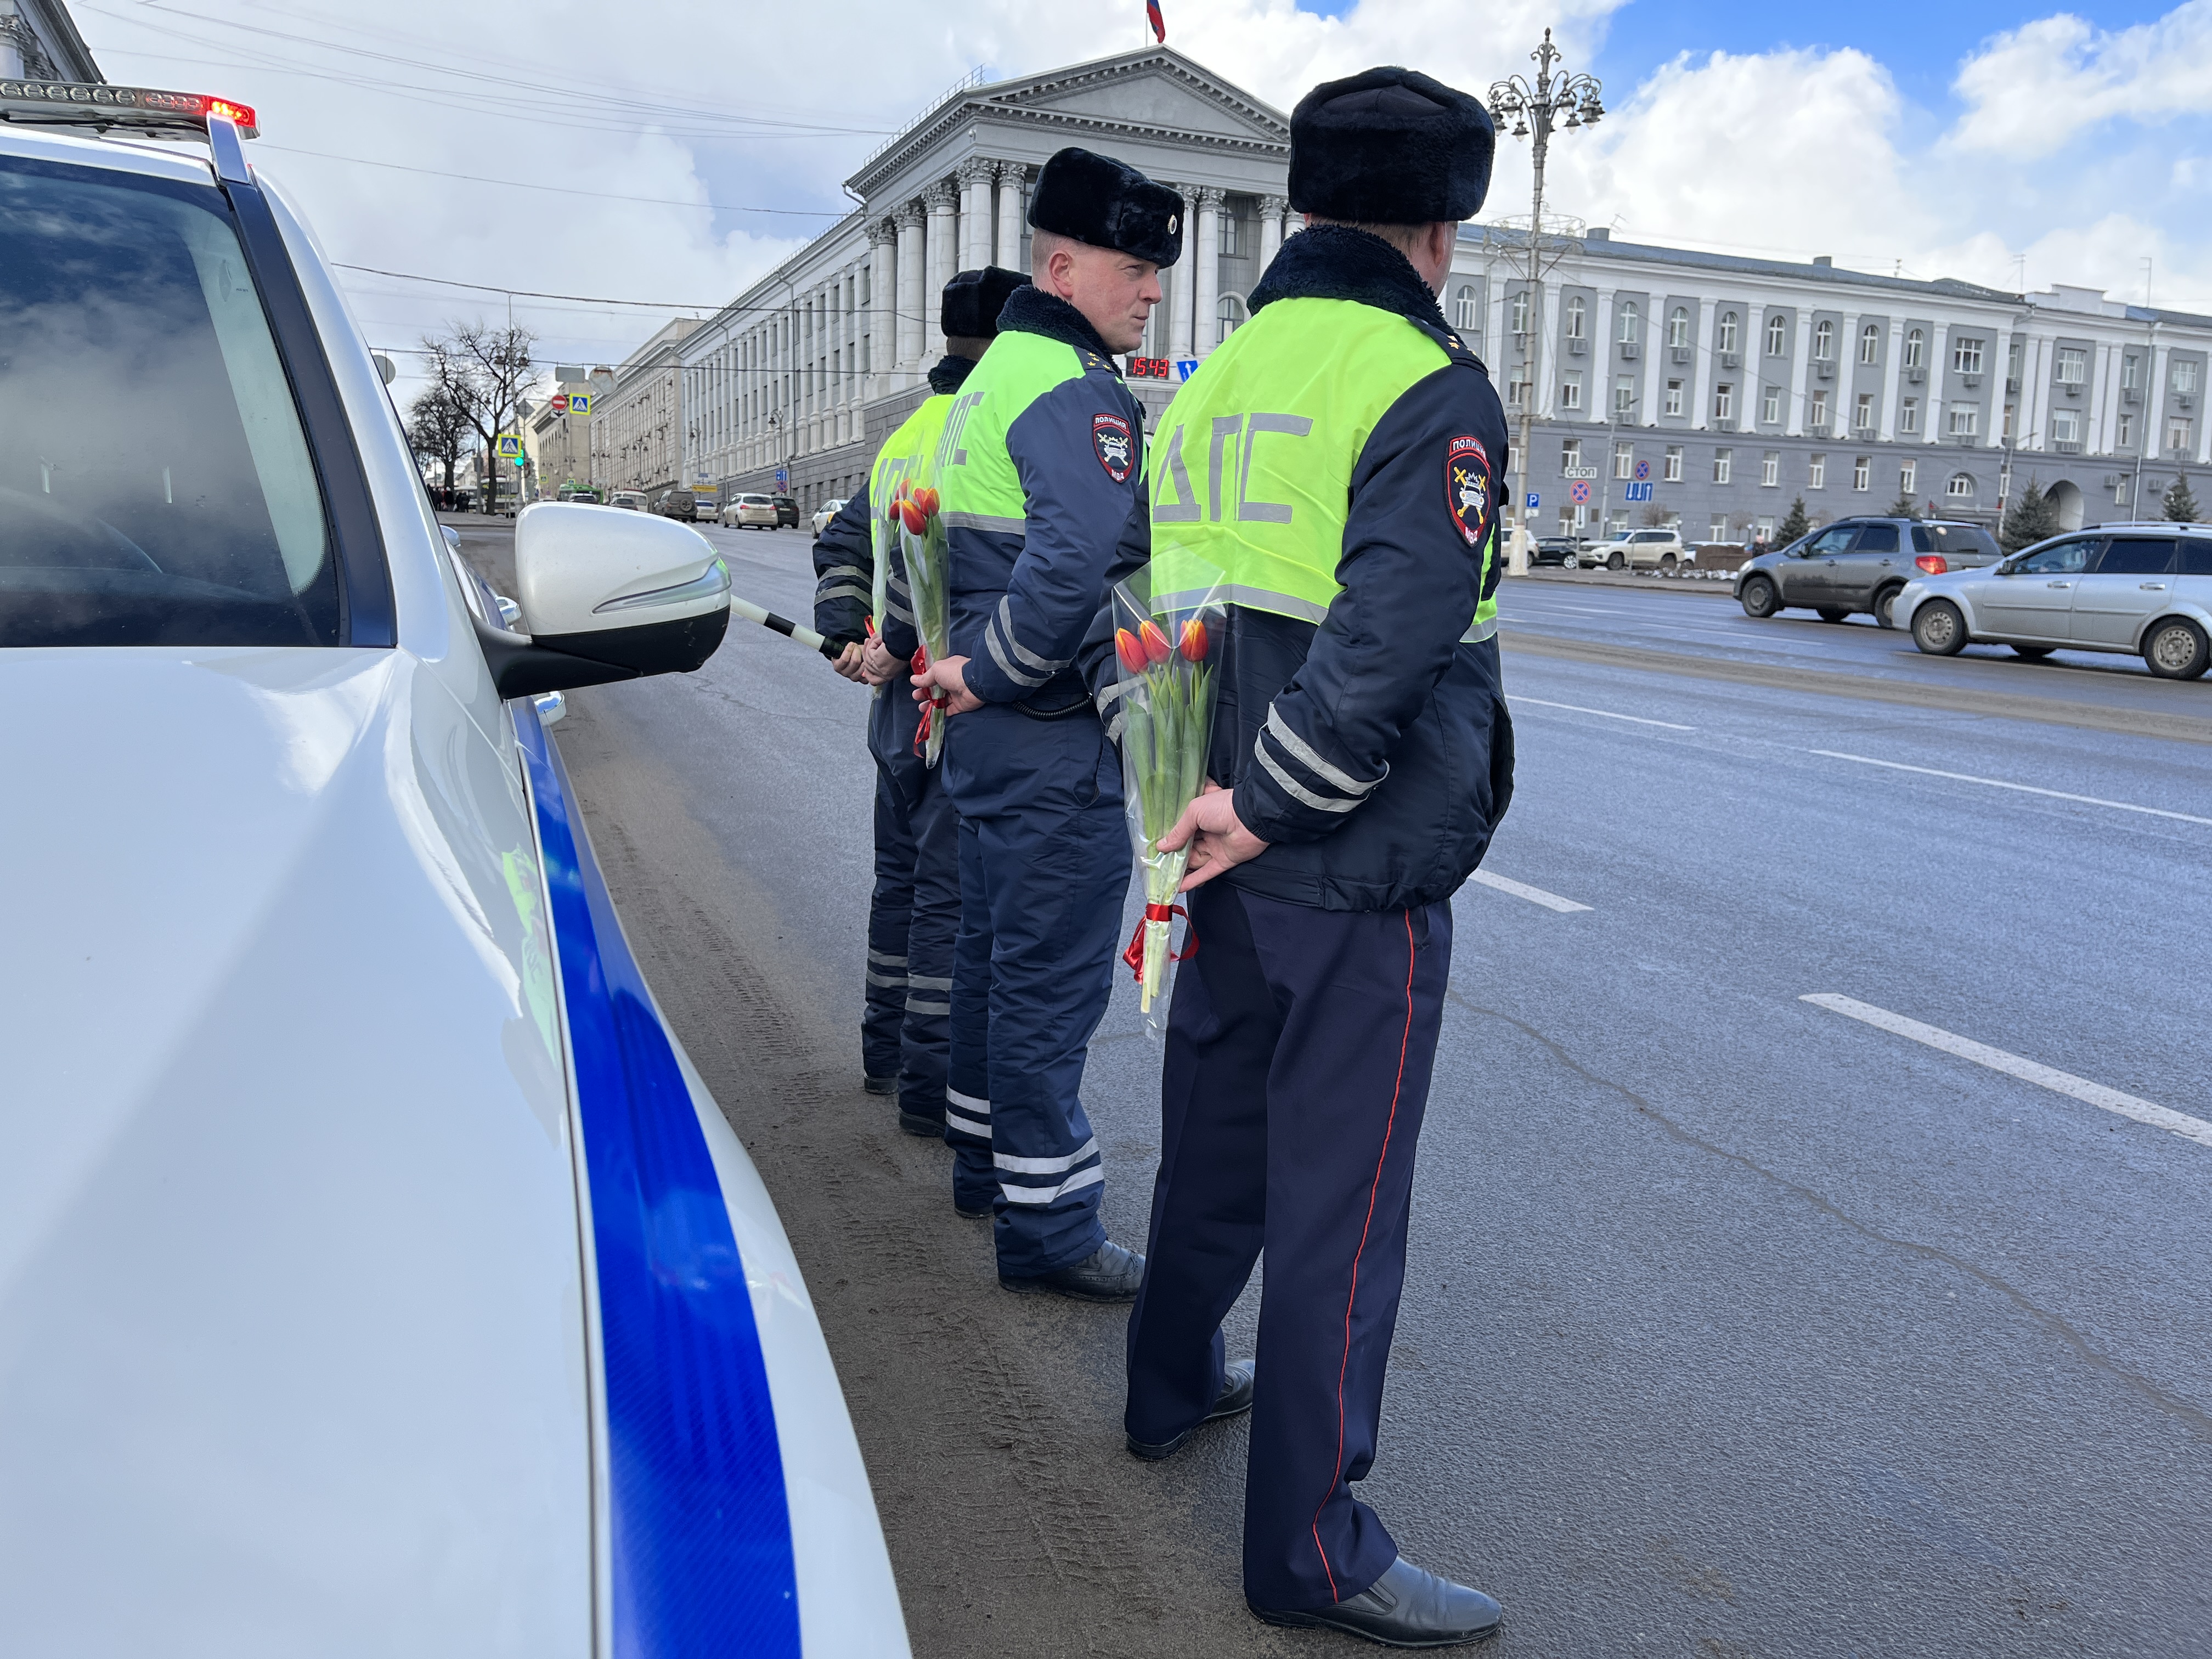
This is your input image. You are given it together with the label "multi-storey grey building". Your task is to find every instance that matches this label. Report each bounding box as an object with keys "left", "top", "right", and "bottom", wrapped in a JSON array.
[
  {"left": 602, "top": 45, "right": 2211, "bottom": 537},
  {"left": 0, "top": 0, "right": 100, "bottom": 83}
]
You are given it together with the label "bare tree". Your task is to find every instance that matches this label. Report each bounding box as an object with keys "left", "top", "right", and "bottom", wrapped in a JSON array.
[
  {"left": 420, "top": 320, "right": 538, "bottom": 505},
  {"left": 406, "top": 382, "right": 471, "bottom": 498},
  {"left": 1638, "top": 503, "right": 1668, "bottom": 528}
]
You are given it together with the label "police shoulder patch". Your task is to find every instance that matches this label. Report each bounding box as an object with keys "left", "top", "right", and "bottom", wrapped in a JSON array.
[
  {"left": 1093, "top": 413, "right": 1135, "bottom": 483},
  {"left": 1446, "top": 435, "right": 1491, "bottom": 549}
]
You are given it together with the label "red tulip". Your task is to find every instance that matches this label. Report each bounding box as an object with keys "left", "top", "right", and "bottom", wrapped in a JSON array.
[
  {"left": 1178, "top": 617, "right": 1208, "bottom": 661},
  {"left": 1138, "top": 619, "right": 1171, "bottom": 664},
  {"left": 1115, "top": 628, "right": 1148, "bottom": 674},
  {"left": 898, "top": 498, "right": 928, "bottom": 534},
  {"left": 912, "top": 486, "right": 940, "bottom": 517}
]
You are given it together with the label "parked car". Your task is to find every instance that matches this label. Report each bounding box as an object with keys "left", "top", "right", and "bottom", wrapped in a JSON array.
[
  {"left": 774, "top": 494, "right": 800, "bottom": 528},
  {"left": 810, "top": 497, "right": 849, "bottom": 537},
  {"left": 1581, "top": 527, "right": 1689, "bottom": 571},
  {"left": 0, "top": 87, "right": 907, "bottom": 1654},
  {"left": 653, "top": 487, "right": 698, "bottom": 522},
  {"left": 1530, "top": 535, "right": 1587, "bottom": 568},
  {"left": 722, "top": 492, "right": 780, "bottom": 529},
  {"left": 1893, "top": 524, "right": 2212, "bottom": 679},
  {"left": 608, "top": 489, "right": 647, "bottom": 511},
  {"left": 1736, "top": 516, "right": 2004, "bottom": 627}
]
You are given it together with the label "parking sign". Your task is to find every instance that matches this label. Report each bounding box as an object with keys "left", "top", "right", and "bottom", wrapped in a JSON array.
[
  {"left": 1634, "top": 459, "right": 1650, "bottom": 481},
  {"left": 1570, "top": 479, "right": 1592, "bottom": 505}
]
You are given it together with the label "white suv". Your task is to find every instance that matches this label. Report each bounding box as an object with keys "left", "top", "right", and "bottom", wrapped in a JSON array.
[{"left": 1581, "top": 527, "right": 1690, "bottom": 572}]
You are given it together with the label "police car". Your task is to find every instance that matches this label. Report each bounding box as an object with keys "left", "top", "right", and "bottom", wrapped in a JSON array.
[{"left": 0, "top": 82, "right": 907, "bottom": 1655}]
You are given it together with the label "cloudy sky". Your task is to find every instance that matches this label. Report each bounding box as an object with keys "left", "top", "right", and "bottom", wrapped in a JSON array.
[{"left": 73, "top": 0, "right": 2212, "bottom": 403}]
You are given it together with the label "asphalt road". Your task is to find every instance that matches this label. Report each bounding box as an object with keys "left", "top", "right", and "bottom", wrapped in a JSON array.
[{"left": 452, "top": 516, "right": 2212, "bottom": 1658}]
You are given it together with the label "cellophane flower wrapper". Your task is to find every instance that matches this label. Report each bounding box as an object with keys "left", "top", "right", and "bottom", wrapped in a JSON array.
[
  {"left": 893, "top": 464, "right": 952, "bottom": 765},
  {"left": 867, "top": 493, "right": 895, "bottom": 701},
  {"left": 1110, "top": 573, "right": 1223, "bottom": 1033}
]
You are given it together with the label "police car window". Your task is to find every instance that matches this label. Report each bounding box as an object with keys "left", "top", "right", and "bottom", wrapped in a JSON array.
[{"left": 0, "top": 161, "right": 338, "bottom": 648}]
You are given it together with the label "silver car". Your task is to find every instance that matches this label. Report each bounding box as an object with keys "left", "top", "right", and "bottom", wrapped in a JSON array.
[{"left": 1893, "top": 523, "right": 2212, "bottom": 679}]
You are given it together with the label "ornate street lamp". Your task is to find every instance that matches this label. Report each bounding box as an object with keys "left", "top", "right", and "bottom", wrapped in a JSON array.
[{"left": 1489, "top": 30, "right": 1602, "bottom": 569}]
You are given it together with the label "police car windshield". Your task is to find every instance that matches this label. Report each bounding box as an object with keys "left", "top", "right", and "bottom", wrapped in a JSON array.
[{"left": 0, "top": 159, "right": 340, "bottom": 647}]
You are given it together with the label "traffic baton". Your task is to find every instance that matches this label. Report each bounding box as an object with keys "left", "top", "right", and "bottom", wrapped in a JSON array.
[{"left": 729, "top": 593, "right": 840, "bottom": 661}]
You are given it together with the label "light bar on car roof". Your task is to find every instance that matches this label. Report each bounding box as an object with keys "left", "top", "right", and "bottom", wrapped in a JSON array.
[{"left": 0, "top": 80, "right": 258, "bottom": 140}]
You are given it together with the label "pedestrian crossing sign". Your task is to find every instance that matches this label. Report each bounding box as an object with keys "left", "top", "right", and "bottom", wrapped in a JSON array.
[
  {"left": 570, "top": 393, "right": 593, "bottom": 415},
  {"left": 495, "top": 433, "right": 522, "bottom": 459}
]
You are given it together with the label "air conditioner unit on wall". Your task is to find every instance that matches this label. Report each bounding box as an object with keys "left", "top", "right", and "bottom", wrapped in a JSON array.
[
  {"left": 2122, "top": 387, "right": 2142, "bottom": 404},
  {"left": 1567, "top": 337, "right": 1586, "bottom": 356},
  {"left": 1671, "top": 346, "right": 1691, "bottom": 364},
  {"left": 1814, "top": 360, "right": 1834, "bottom": 380},
  {"left": 1619, "top": 342, "right": 1639, "bottom": 360},
  {"left": 1906, "top": 367, "right": 1925, "bottom": 384},
  {"left": 1962, "top": 374, "right": 1983, "bottom": 390},
  {"left": 1721, "top": 351, "right": 1741, "bottom": 369}
]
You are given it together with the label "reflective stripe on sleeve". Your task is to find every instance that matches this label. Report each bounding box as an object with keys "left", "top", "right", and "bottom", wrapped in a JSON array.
[
  {"left": 992, "top": 1137, "right": 1098, "bottom": 1176},
  {"left": 944, "top": 511, "right": 1026, "bottom": 535},
  {"left": 997, "top": 595, "right": 1071, "bottom": 674},
  {"left": 1254, "top": 740, "right": 1359, "bottom": 814},
  {"left": 985, "top": 612, "right": 1052, "bottom": 688},
  {"left": 1265, "top": 705, "right": 1383, "bottom": 798},
  {"left": 998, "top": 1166, "right": 1105, "bottom": 1205},
  {"left": 865, "top": 970, "right": 909, "bottom": 989},
  {"left": 1460, "top": 615, "right": 1497, "bottom": 643}
]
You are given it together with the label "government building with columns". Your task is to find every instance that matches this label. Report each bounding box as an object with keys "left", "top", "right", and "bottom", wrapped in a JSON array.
[{"left": 599, "top": 46, "right": 2212, "bottom": 541}]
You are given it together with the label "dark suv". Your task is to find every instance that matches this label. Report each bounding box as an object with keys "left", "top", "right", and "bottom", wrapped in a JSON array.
[
  {"left": 1735, "top": 516, "right": 2002, "bottom": 628},
  {"left": 772, "top": 494, "right": 800, "bottom": 528},
  {"left": 652, "top": 487, "right": 698, "bottom": 522}
]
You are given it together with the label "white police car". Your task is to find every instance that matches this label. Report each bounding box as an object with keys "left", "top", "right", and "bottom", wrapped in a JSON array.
[{"left": 0, "top": 82, "right": 908, "bottom": 1655}]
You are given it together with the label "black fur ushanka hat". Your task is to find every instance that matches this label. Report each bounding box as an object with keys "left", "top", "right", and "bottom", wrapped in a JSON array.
[
  {"left": 1288, "top": 66, "right": 1494, "bottom": 224},
  {"left": 1026, "top": 147, "right": 1185, "bottom": 267},
  {"left": 941, "top": 266, "right": 1030, "bottom": 337}
]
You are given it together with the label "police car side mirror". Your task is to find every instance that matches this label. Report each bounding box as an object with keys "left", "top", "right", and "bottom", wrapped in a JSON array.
[{"left": 476, "top": 503, "right": 731, "bottom": 698}]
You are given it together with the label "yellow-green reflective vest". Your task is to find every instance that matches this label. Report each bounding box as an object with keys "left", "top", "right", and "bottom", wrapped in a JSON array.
[
  {"left": 930, "top": 330, "right": 1108, "bottom": 533},
  {"left": 868, "top": 393, "right": 953, "bottom": 629},
  {"left": 1147, "top": 297, "right": 1498, "bottom": 642}
]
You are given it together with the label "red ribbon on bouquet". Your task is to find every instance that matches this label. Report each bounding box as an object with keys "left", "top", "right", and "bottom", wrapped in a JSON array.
[
  {"left": 1122, "top": 901, "right": 1198, "bottom": 980},
  {"left": 910, "top": 645, "right": 949, "bottom": 756}
]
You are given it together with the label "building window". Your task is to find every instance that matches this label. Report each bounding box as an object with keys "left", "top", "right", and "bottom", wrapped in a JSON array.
[
  {"left": 1760, "top": 385, "right": 1781, "bottom": 424},
  {"left": 1946, "top": 472, "right": 1975, "bottom": 500},
  {"left": 1220, "top": 212, "right": 1244, "bottom": 257},
  {"left": 2120, "top": 352, "right": 2141, "bottom": 390},
  {"left": 1760, "top": 450, "right": 1780, "bottom": 487},
  {"left": 1952, "top": 337, "right": 1984, "bottom": 374},
  {"left": 1511, "top": 289, "right": 1530, "bottom": 335},
  {"left": 1905, "top": 328, "right": 1925, "bottom": 370},
  {"left": 1809, "top": 453, "right": 1827, "bottom": 489},
  {"left": 1507, "top": 374, "right": 1528, "bottom": 410},
  {"left": 1853, "top": 455, "right": 1871, "bottom": 491},
  {"left": 1901, "top": 398, "right": 1920, "bottom": 435},
  {"left": 1615, "top": 376, "right": 1637, "bottom": 416},
  {"left": 1217, "top": 293, "right": 1247, "bottom": 344},
  {"left": 1766, "top": 314, "right": 1787, "bottom": 356},
  {"left": 2057, "top": 347, "right": 2086, "bottom": 386},
  {"left": 2178, "top": 360, "right": 2202, "bottom": 396},
  {"left": 1718, "top": 311, "right": 1740, "bottom": 354},
  {"left": 1900, "top": 460, "right": 1917, "bottom": 495},
  {"left": 1566, "top": 296, "right": 1586, "bottom": 340},
  {"left": 1709, "top": 516, "right": 1730, "bottom": 541},
  {"left": 1561, "top": 373, "right": 1583, "bottom": 411},
  {"left": 2007, "top": 340, "right": 2023, "bottom": 381},
  {"left": 1453, "top": 285, "right": 1478, "bottom": 331},
  {"left": 1714, "top": 383, "right": 1734, "bottom": 422},
  {"left": 1713, "top": 448, "right": 1733, "bottom": 484},
  {"left": 2117, "top": 476, "right": 2132, "bottom": 506},
  {"left": 1668, "top": 306, "right": 1690, "bottom": 348},
  {"left": 1949, "top": 404, "right": 1978, "bottom": 437},
  {"left": 1855, "top": 392, "right": 1875, "bottom": 431},
  {"left": 1860, "top": 324, "right": 1880, "bottom": 364},
  {"left": 1561, "top": 438, "right": 1582, "bottom": 471},
  {"left": 2171, "top": 416, "right": 2197, "bottom": 454},
  {"left": 1618, "top": 301, "right": 1640, "bottom": 345},
  {"left": 1814, "top": 319, "right": 1835, "bottom": 361},
  {"left": 1664, "top": 445, "right": 1684, "bottom": 482},
  {"left": 1613, "top": 441, "right": 1634, "bottom": 478},
  {"left": 1665, "top": 380, "right": 1684, "bottom": 417},
  {"left": 1810, "top": 388, "right": 1831, "bottom": 430},
  {"left": 2052, "top": 408, "right": 2081, "bottom": 443},
  {"left": 2117, "top": 411, "right": 2135, "bottom": 448}
]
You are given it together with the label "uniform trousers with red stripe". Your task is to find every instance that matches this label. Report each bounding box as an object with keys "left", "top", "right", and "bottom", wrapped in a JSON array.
[{"left": 1124, "top": 879, "right": 1452, "bottom": 1612}]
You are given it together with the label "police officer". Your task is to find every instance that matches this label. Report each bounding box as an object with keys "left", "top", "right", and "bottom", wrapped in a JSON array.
[
  {"left": 910, "top": 149, "right": 1181, "bottom": 1300},
  {"left": 1106, "top": 70, "right": 1514, "bottom": 1645},
  {"left": 811, "top": 266, "right": 1028, "bottom": 1137}
]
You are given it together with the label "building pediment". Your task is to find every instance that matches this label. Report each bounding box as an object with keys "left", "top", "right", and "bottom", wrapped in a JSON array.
[{"left": 848, "top": 48, "right": 1288, "bottom": 199}]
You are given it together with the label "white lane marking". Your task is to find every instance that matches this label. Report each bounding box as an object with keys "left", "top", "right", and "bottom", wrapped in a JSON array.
[
  {"left": 1469, "top": 870, "right": 1594, "bottom": 912},
  {"left": 1506, "top": 695, "right": 1695, "bottom": 731},
  {"left": 1802, "top": 995, "right": 2212, "bottom": 1150},
  {"left": 1809, "top": 751, "right": 2212, "bottom": 826}
]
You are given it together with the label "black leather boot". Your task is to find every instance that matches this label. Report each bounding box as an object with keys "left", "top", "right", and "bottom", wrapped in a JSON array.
[
  {"left": 1127, "top": 1359, "right": 1256, "bottom": 1460},
  {"left": 998, "top": 1239, "right": 1144, "bottom": 1302},
  {"left": 1250, "top": 1558, "right": 1502, "bottom": 1649}
]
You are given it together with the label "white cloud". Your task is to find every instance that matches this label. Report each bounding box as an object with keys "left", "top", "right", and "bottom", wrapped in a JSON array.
[{"left": 1950, "top": 0, "right": 2212, "bottom": 159}]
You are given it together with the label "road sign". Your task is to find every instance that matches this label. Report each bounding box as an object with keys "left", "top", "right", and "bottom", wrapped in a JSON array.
[
  {"left": 1570, "top": 479, "right": 1592, "bottom": 505},
  {"left": 775, "top": 468, "right": 789, "bottom": 488},
  {"left": 1175, "top": 358, "right": 1199, "bottom": 382},
  {"left": 1562, "top": 466, "right": 1599, "bottom": 479},
  {"left": 494, "top": 433, "right": 522, "bottom": 459},
  {"left": 1526, "top": 493, "right": 1540, "bottom": 510},
  {"left": 550, "top": 393, "right": 569, "bottom": 416},
  {"left": 1624, "top": 480, "right": 1655, "bottom": 503},
  {"left": 569, "top": 393, "right": 593, "bottom": 415},
  {"left": 1634, "top": 459, "right": 1651, "bottom": 482}
]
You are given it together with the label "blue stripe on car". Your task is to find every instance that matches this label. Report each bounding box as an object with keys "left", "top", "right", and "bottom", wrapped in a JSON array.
[{"left": 516, "top": 707, "right": 802, "bottom": 1657}]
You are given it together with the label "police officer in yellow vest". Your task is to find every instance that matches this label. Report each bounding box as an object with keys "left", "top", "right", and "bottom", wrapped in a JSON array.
[
  {"left": 1104, "top": 71, "right": 1514, "bottom": 1645},
  {"left": 811, "top": 266, "right": 1028, "bottom": 1137},
  {"left": 910, "top": 149, "right": 1181, "bottom": 1300}
]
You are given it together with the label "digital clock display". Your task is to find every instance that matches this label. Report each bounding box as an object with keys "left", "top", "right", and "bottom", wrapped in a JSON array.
[{"left": 1126, "top": 356, "right": 1174, "bottom": 381}]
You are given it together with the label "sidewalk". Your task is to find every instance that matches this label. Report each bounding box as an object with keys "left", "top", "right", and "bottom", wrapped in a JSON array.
[{"left": 1505, "top": 566, "right": 1741, "bottom": 596}]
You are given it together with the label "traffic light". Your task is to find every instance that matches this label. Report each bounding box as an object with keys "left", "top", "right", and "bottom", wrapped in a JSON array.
[{"left": 513, "top": 456, "right": 525, "bottom": 468}]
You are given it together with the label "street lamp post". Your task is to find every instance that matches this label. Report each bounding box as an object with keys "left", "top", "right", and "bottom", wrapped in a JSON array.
[{"left": 1489, "top": 30, "right": 1603, "bottom": 574}]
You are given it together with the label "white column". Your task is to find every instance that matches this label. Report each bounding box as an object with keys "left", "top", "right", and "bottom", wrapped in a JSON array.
[
  {"left": 1193, "top": 187, "right": 1223, "bottom": 357},
  {"left": 1257, "top": 193, "right": 1285, "bottom": 272},
  {"left": 1742, "top": 304, "right": 1765, "bottom": 431},
  {"left": 1878, "top": 318, "right": 1904, "bottom": 442},
  {"left": 1927, "top": 321, "right": 1951, "bottom": 447},
  {"left": 1170, "top": 186, "right": 1197, "bottom": 359},
  {"left": 1690, "top": 296, "right": 1718, "bottom": 431},
  {"left": 894, "top": 202, "right": 925, "bottom": 373},
  {"left": 923, "top": 180, "right": 957, "bottom": 364},
  {"left": 839, "top": 266, "right": 855, "bottom": 441},
  {"left": 958, "top": 157, "right": 994, "bottom": 273},
  {"left": 868, "top": 219, "right": 896, "bottom": 395},
  {"left": 995, "top": 163, "right": 1025, "bottom": 269},
  {"left": 1786, "top": 308, "right": 1814, "bottom": 435},
  {"left": 1831, "top": 310, "right": 1858, "bottom": 440},
  {"left": 2146, "top": 342, "right": 2172, "bottom": 462},
  {"left": 1592, "top": 288, "right": 1615, "bottom": 425},
  {"left": 1639, "top": 292, "right": 1666, "bottom": 427}
]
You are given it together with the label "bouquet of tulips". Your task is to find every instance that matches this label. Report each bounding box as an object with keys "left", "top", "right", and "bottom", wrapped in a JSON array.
[
  {"left": 1110, "top": 576, "right": 1223, "bottom": 1026},
  {"left": 887, "top": 471, "right": 951, "bottom": 765}
]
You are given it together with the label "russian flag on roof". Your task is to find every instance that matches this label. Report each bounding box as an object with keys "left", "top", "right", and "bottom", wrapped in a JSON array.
[{"left": 1147, "top": 0, "right": 1165, "bottom": 42}]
